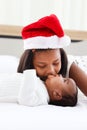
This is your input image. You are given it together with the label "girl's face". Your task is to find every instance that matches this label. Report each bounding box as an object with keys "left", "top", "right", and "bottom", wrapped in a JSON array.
[{"left": 33, "top": 49, "right": 61, "bottom": 81}]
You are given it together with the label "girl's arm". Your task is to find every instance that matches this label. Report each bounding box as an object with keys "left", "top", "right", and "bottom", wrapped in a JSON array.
[{"left": 69, "top": 62, "right": 87, "bottom": 96}]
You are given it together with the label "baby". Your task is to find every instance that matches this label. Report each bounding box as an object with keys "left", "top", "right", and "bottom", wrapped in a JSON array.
[
  {"left": 0, "top": 69, "right": 77, "bottom": 106},
  {"left": 45, "top": 74, "right": 78, "bottom": 106}
]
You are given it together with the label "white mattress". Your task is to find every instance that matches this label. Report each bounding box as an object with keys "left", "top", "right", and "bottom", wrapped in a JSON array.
[{"left": 0, "top": 101, "right": 87, "bottom": 130}]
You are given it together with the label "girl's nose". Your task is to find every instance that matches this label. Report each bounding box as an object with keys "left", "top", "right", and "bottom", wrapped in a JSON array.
[{"left": 46, "top": 66, "right": 56, "bottom": 76}]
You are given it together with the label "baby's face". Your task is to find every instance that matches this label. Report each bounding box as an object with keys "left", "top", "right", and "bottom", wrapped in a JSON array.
[{"left": 45, "top": 75, "right": 77, "bottom": 101}]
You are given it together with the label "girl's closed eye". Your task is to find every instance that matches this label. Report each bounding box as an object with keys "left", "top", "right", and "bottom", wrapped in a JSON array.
[
  {"left": 53, "top": 59, "right": 60, "bottom": 66},
  {"left": 53, "top": 62, "right": 59, "bottom": 66},
  {"left": 37, "top": 65, "right": 46, "bottom": 68}
]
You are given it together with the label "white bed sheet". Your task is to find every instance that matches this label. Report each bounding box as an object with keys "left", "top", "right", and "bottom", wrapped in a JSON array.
[{"left": 0, "top": 101, "right": 87, "bottom": 130}]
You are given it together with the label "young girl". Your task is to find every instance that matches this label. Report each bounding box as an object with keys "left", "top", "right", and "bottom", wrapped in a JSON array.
[{"left": 17, "top": 14, "right": 87, "bottom": 103}]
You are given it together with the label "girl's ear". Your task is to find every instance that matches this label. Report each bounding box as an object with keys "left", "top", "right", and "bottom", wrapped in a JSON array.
[{"left": 52, "top": 89, "right": 62, "bottom": 100}]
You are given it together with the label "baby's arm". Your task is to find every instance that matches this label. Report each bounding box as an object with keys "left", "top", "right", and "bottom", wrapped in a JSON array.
[{"left": 18, "top": 69, "right": 49, "bottom": 106}]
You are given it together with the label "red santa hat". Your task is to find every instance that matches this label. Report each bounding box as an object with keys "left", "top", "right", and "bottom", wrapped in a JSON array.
[{"left": 22, "top": 14, "right": 71, "bottom": 50}]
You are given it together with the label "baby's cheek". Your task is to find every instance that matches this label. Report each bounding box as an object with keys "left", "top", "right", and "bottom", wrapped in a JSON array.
[
  {"left": 45, "top": 79, "right": 52, "bottom": 87},
  {"left": 46, "top": 79, "right": 55, "bottom": 87}
]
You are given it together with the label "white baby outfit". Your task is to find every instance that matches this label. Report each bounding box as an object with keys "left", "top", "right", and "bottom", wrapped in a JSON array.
[
  {"left": 18, "top": 70, "right": 50, "bottom": 106},
  {"left": 0, "top": 70, "right": 49, "bottom": 106}
]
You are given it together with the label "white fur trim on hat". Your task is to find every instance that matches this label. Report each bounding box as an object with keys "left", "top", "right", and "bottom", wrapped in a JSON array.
[{"left": 24, "top": 35, "right": 71, "bottom": 50}]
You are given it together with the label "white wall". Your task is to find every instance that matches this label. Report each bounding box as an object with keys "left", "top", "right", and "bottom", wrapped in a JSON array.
[{"left": 0, "top": 0, "right": 87, "bottom": 30}]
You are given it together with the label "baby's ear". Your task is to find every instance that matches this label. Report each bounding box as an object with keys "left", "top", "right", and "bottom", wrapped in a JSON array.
[{"left": 53, "top": 89, "right": 62, "bottom": 100}]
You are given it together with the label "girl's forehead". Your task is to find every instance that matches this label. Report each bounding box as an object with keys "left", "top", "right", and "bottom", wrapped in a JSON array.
[
  {"left": 33, "top": 49, "right": 61, "bottom": 61},
  {"left": 34, "top": 49, "right": 61, "bottom": 56}
]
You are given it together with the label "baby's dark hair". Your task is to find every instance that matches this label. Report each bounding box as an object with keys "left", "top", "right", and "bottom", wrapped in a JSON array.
[{"left": 49, "top": 87, "right": 78, "bottom": 107}]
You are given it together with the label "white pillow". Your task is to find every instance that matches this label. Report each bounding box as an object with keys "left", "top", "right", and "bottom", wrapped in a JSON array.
[{"left": 0, "top": 55, "right": 19, "bottom": 73}]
